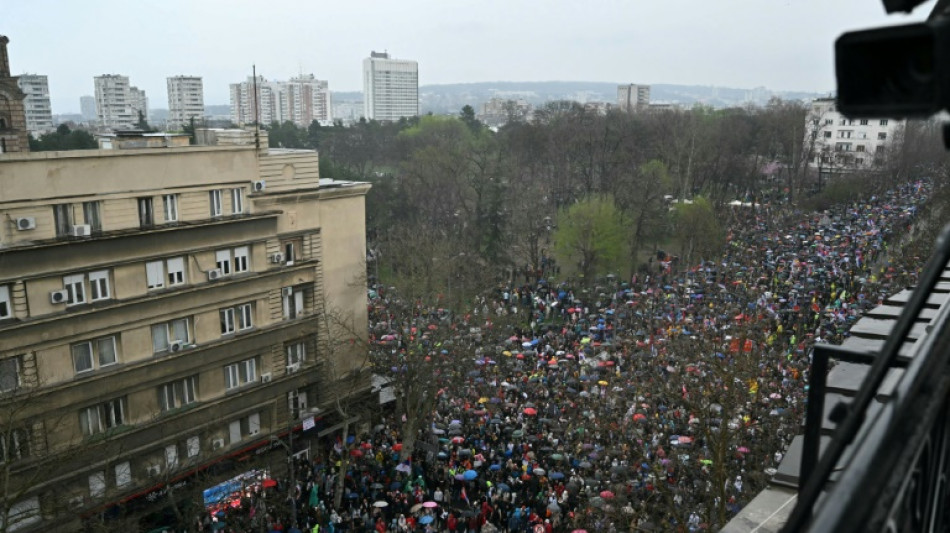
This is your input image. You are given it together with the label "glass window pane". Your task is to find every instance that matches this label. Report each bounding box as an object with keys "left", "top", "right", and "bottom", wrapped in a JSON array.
[
  {"left": 73, "top": 343, "right": 93, "bottom": 372},
  {"left": 146, "top": 261, "right": 165, "bottom": 289},
  {"left": 171, "top": 319, "right": 188, "bottom": 343},
  {"left": 97, "top": 337, "right": 117, "bottom": 366},
  {"left": 152, "top": 324, "right": 168, "bottom": 353}
]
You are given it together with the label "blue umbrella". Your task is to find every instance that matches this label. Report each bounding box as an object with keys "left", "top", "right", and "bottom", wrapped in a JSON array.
[
  {"left": 489, "top": 464, "right": 501, "bottom": 471},
  {"left": 463, "top": 469, "right": 478, "bottom": 480},
  {"left": 550, "top": 472, "right": 565, "bottom": 480},
  {"left": 390, "top": 482, "right": 401, "bottom": 490},
  {"left": 419, "top": 515, "right": 434, "bottom": 525},
  {"left": 497, "top": 482, "right": 511, "bottom": 492}
]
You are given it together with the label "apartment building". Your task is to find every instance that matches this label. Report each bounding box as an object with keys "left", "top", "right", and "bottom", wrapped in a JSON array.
[
  {"left": 16, "top": 74, "right": 53, "bottom": 136},
  {"left": 362, "top": 51, "right": 419, "bottom": 121},
  {"left": 617, "top": 83, "right": 651, "bottom": 112},
  {"left": 806, "top": 97, "right": 903, "bottom": 172},
  {"left": 230, "top": 75, "right": 331, "bottom": 128},
  {"left": 166, "top": 76, "right": 205, "bottom": 131},
  {"left": 0, "top": 128, "right": 370, "bottom": 530},
  {"left": 94, "top": 74, "right": 147, "bottom": 131}
]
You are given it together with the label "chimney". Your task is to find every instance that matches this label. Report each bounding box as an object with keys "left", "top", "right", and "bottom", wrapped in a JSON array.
[{"left": 0, "top": 36, "right": 9, "bottom": 78}]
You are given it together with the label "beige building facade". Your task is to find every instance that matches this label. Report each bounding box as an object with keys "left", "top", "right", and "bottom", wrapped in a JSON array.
[{"left": 0, "top": 134, "right": 369, "bottom": 530}]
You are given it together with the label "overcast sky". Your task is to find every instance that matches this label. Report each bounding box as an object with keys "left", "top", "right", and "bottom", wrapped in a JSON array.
[{"left": 5, "top": 0, "right": 934, "bottom": 113}]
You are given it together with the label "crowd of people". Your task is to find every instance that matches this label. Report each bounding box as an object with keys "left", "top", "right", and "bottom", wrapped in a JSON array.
[{"left": 202, "top": 180, "right": 932, "bottom": 532}]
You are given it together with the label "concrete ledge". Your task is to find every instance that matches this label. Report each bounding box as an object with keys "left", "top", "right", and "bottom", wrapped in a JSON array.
[{"left": 721, "top": 486, "right": 797, "bottom": 533}]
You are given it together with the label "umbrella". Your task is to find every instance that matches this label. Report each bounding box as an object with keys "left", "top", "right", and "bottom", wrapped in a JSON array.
[
  {"left": 393, "top": 443, "right": 403, "bottom": 451},
  {"left": 451, "top": 436, "right": 465, "bottom": 444},
  {"left": 373, "top": 501, "right": 389, "bottom": 508},
  {"left": 490, "top": 464, "right": 501, "bottom": 471},
  {"left": 350, "top": 449, "right": 363, "bottom": 457},
  {"left": 419, "top": 515, "right": 434, "bottom": 525},
  {"left": 463, "top": 469, "right": 478, "bottom": 480},
  {"left": 390, "top": 482, "right": 402, "bottom": 490},
  {"left": 423, "top": 501, "right": 438, "bottom": 508},
  {"left": 410, "top": 503, "right": 424, "bottom": 513},
  {"left": 524, "top": 407, "right": 538, "bottom": 416},
  {"left": 550, "top": 472, "right": 565, "bottom": 480},
  {"left": 497, "top": 483, "right": 511, "bottom": 492},
  {"left": 371, "top": 482, "right": 383, "bottom": 489},
  {"left": 600, "top": 490, "right": 615, "bottom": 499},
  {"left": 551, "top": 453, "right": 565, "bottom": 461},
  {"left": 262, "top": 478, "right": 278, "bottom": 488},
  {"left": 533, "top": 468, "right": 546, "bottom": 476},
  {"left": 737, "top": 446, "right": 751, "bottom": 453},
  {"left": 396, "top": 463, "right": 411, "bottom": 473}
]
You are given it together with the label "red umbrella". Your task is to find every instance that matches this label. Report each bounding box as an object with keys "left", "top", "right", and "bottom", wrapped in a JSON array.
[
  {"left": 600, "top": 490, "right": 615, "bottom": 499},
  {"left": 350, "top": 449, "right": 363, "bottom": 457},
  {"left": 451, "top": 436, "right": 464, "bottom": 444},
  {"left": 263, "top": 478, "right": 278, "bottom": 488},
  {"left": 361, "top": 442, "right": 373, "bottom": 450},
  {"left": 633, "top": 413, "right": 646, "bottom": 422},
  {"left": 516, "top": 354, "right": 525, "bottom": 360},
  {"left": 737, "top": 446, "right": 750, "bottom": 453},
  {"left": 392, "top": 443, "right": 403, "bottom": 452},
  {"left": 524, "top": 407, "right": 538, "bottom": 416}
]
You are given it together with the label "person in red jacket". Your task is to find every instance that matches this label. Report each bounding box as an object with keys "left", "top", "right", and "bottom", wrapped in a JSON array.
[
  {"left": 446, "top": 513, "right": 457, "bottom": 532},
  {"left": 374, "top": 517, "right": 386, "bottom": 533}
]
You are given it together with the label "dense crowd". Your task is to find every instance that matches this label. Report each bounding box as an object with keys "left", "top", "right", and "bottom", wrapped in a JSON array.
[{"left": 202, "top": 180, "right": 931, "bottom": 532}]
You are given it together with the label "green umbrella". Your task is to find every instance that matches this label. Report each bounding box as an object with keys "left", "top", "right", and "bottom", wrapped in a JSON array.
[{"left": 309, "top": 484, "right": 320, "bottom": 507}]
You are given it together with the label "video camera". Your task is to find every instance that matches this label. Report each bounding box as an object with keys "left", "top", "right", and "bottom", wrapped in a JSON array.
[{"left": 836, "top": 0, "right": 950, "bottom": 118}]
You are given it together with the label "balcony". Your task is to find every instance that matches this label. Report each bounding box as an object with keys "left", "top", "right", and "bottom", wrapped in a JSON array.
[{"left": 725, "top": 225, "right": 950, "bottom": 532}]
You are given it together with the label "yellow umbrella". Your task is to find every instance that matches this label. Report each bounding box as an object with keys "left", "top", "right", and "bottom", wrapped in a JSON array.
[
  {"left": 503, "top": 350, "right": 512, "bottom": 357},
  {"left": 478, "top": 397, "right": 489, "bottom": 404},
  {"left": 598, "top": 380, "right": 608, "bottom": 386}
]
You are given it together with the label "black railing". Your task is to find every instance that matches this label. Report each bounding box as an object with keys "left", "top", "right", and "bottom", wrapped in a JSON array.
[{"left": 784, "top": 224, "right": 950, "bottom": 532}]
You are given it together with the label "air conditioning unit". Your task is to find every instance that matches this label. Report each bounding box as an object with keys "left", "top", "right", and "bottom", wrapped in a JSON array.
[
  {"left": 260, "top": 372, "right": 272, "bottom": 383},
  {"left": 281, "top": 287, "right": 294, "bottom": 297},
  {"left": 271, "top": 252, "right": 284, "bottom": 264},
  {"left": 207, "top": 269, "right": 223, "bottom": 281},
  {"left": 253, "top": 180, "right": 266, "bottom": 192},
  {"left": 68, "top": 496, "right": 85, "bottom": 510},
  {"left": 70, "top": 224, "right": 92, "bottom": 237},
  {"left": 169, "top": 340, "right": 184, "bottom": 352},
  {"left": 286, "top": 363, "right": 300, "bottom": 374},
  {"left": 212, "top": 438, "right": 225, "bottom": 450},
  {"left": 50, "top": 289, "right": 69, "bottom": 304},
  {"left": 146, "top": 464, "right": 162, "bottom": 476},
  {"left": 15, "top": 217, "right": 35, "bottom": 230}
]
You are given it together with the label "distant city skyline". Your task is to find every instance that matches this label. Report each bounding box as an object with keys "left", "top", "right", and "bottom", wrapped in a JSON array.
[{"left": 4, "top": 0, "right": 934, "bottom": 114}]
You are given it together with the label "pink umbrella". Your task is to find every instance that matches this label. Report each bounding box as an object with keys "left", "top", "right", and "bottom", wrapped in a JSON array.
[
  {"left": 524, "top": 407, "right": 538, "bottom": 416},
  {"left": 451, "top": 436, "right": 464, "bottom": 444},
  {"left": 600, "top": 490, "right": 615, "bottom": 499},
  {"left": 737, "top": 446, "right": 750, "bottom": 453},
  {"left": 422, "top": 501, "right": 438, "bottom": 508}
]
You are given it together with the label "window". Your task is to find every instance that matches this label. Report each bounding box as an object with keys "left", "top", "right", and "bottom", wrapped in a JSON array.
[
  {"left": 89, "top": 270, "right": 110, "bottom": 301},
  {"left": 138, "top": 197, "right": 154, "bottom": 227},
  {"left": 238, "top": 303, "right": 253, "bottom": 330},
  {"left": 0, "top": 285, "right": 11, "bottom": 320},
  {"left": 285, "top": 242, "right": 296, "bottom": 265},
  {"left": 878, "top": 132, "right": 887, "bottom": 140},
  {"left": 229, "top": 412, "right": 261, "bottom": 443},
  {"left": 220, "top": 308, "right": 235, "bottom": 335},
  {"left": 880, "top": 119, "right": 889, "bottom": 126},
  {"left": 165, "top": 444, "right": 178, "bottom": 469},
  {"left": 282, "top": 287, "right": 305, "bottom": 319},
  {"left": 224, "top": 358, "right": 257, "bottom": 390},
  {"left": 64, "top": 274, "right": 86, "bottom": 305},
  {"left": 233, "top": 246, "right": 249, "bottom": 273},
  {"left": 876, "top": 145, "right": 886, "bottom": 154},
  {"left": 186, "top": 436, "right": 200, "bottom": 458},
  {"left": 0, "top": 356, "right": 20, "bottom": 392},
  {"left": 838, "top": 130, "right": 852, "bottom": 138},
  {"left": 151, "top": 318, "right": 190, "bottom": 353},
  {"left": 79, "top": 397, "right": 127, "bottom": 436},
  {"left": 158, "top": 375, "right": 198, "bottom": 411},
  {"left": 83, "top": 201, "right": 102, "bottom": 232},
  {"left": 839, "top": 118, "right": 847, "bottom": 126},
  {"left": 72, "top": 336, "right": 117, "bottom": 373},
  {"left": 146, "top": 257, "right": 186, "bottom": 290},
  {"left": 289, "top": 390, "right": 308, "bottom": 418},
  {"left": 53, "top": 203, "right": 73, "bottom": 237},
  {"left": 286, "top": 341, "right": 306, "bottom": 368},
  {"left": 7, "top": 496, "right": 40, "bottom": 529},
  {"left": 163, "top": 194, "right": 178, "bottom": 222},
  {"left": 231, "top": 188, "right": 244, "bottom": 214},
  {"left": 856, "top": 145, "right": 866, "bottom": 152},
  {"left": 115, "top": 461, "right": 131, "bottom": 488},
  {"left": 822, "top": 131, "right": 831, "bottom": 138},
  {"left": 167, "top": 257, "right": 185, "bottom": 286},
  {"left": 0, "top": 427, "right": 30, "bottom": 463},
  {"left": 215, "top": 249, "right": 232, "bottom": 275},
  {"left": 860, "top": 119, "right": 869, "bottom": 125},
  {"left": 856, "top": 158, "right": 865, "bottom": 165},
  {"left": 210, "top": 190, "right": 223, "bottom": 217},
  {"left": 89, "top": 472, "right": 106, "bottom": 498},
  {"left": 824, "top": 119, "right": 832, "bottom": 126}
]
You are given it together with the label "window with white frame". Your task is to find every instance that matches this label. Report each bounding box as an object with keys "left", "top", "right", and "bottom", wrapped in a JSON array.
[
  {"left": 210, "top": 190, "right": 223, "bottom": 217},
  {"left": 281, "top": 237, "right": 302, "bottom": 265},
  {"left": 286, "top": 341, "right": 306, "bottom": 368},
  {"left": 89, "top": 270, "right": 110, "bottom": 301},
  {"left": 0, "top": 285, "right": 11, "bottom": 320},
  {"left": 233, "top": 246, "right": 249, "bottom": 273},
  {"left": 146, "top": 257, "right": 186, "bottom": 290},
  {"left": 165, "top": 444, "right": 178, "bottom": 469},
  {"left": 224, "top": 358, "right": 257, "bottom": 390},
  {"left": 229, "top": 412, "right": 260, "bottom": 443},
  {"left": 89, "top": 471, "right": 105, "bottom": 498},
  {"left": 151, "top": 318, "right": 190, "bottom": 353},
  {"left": 220, "top": 307, "right": 235, "bottom": 335},
  {"left": 0, "top": 356, "right": 21, "bottom": 392},
  {"left": 282, "top": 286, "right": 305, "bottom": 319},
  {"left": 163, "top": 194, "right": 179, "bottom": 223},
  {"left": 231, "top": 188, "right": 245, "bottom": 214},
  {"left": 115, "top": 461, "right": 131, "bottom": 488},
  {"left": 71, "top": 336, "right": 117, "bottom": 374},
  {"left": 0, "top": 426, "right": 30, "bottom": 463},
  {"left": 238, "top": 303, "right": 253, "bottom": 331},
  {"left": 79, "top": 397, "right": 127, "bottom": 436},
  {"left": 64, "top": 273, "right": 86, "bottom": 305},
  {"left": 288, "top": 389, "right": 308, "bottom": 418},
  {"left": 158, "top": 375, "right": 198, "bottom": 412},
  {"left": 215, "top": 249, "right": 232, "bottom": 275}
]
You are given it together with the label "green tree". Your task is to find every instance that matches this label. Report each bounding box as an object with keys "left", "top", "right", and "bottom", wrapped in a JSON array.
[
  {"left": 617, "top": 159, "right": 673, "bottom": 274},
  {"left": 28, "top": 125, "right": 97, "bottom": 152},
  {"left": 459, "top": 105, "right": 481, "bottom": 133},
  {"left": 553, "top": 194, "right": 625, "bottom": 281},
  {"left": 672, "top": 196, "right": 724, "bottom": 264}
]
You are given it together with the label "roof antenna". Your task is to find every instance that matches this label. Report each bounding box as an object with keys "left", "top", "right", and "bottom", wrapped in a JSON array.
[{"left": 252, "top": 64, "right": 260, "bottom": 150}]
